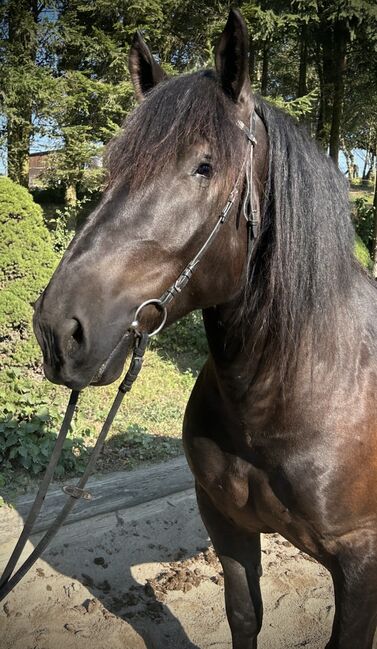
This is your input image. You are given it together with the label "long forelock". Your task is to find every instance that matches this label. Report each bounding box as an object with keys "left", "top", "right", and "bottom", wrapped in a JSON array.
[{"left": 105, "top": 70, "right": 246, "bottom": 191}]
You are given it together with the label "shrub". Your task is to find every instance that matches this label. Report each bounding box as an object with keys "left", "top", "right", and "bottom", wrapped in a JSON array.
[
  {"left": 353, "top": 197, "right": 375, "bottom": 256},
  {"left": 0, "top": 371, "right": 88, "bottom": 476},
  {"left": 354, "top": 233, "right": 373, "bottom": 270},
  {"left": 151, "top": 311, "right": 207, "bottom": 357},
  {"left": 0, "top": 177, "right": 59, "bottom": 368},
  {"left": 0, "top": 179, "right": 88, "bottom": 484}
]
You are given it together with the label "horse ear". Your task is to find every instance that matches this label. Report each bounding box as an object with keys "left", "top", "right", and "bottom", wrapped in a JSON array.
[
  {"left": 129, "top": 32, "right": 167, "bottom": 102},
  {"left": 215, "top": 9, "right": 251, "bottom": 108}
]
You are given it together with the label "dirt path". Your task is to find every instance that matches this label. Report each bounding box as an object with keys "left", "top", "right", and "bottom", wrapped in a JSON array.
[{"left": 1, "top": 467, "right": 375, "bottom": 649}]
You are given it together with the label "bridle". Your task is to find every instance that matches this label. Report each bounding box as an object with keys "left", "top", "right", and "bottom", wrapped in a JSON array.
[
  {"left": 0, "top": 110, "right": 258, "bottom": 602},
  {"left": 132, "top": 110, "right": 258, "bottom": 337}
]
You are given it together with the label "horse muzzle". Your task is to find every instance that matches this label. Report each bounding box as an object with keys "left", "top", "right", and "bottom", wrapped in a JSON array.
[{"left": 33, "top": 293, "right": 134, "bottom": 390}]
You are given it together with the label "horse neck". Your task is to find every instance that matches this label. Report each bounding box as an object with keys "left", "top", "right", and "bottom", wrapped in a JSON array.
[
  {"left": 202, "top": 299, "right": 272, "bottom": 395},
  {"left": 202, "top": 281, "right": 355, "bottom": 405}
]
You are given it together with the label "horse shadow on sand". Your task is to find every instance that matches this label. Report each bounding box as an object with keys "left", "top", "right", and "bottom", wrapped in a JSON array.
[{"left": 0, "top": 428, "right": 226, "bottom": 649}]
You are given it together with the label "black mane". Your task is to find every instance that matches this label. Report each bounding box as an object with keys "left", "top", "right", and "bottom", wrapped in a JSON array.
[{"left": 245, "top": 98, "right": 357, "bottom": 379}]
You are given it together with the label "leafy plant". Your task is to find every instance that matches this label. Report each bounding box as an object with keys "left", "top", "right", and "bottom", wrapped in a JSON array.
[
  {"left": 151, "top": 311, "right": 207, "bottom": 366},
  {"left": 0, "top": 177, "right": 59, "bottom": 368},
  {"left": 48, "top": 197, "right": 93, "bottom": 253},
  {"left": 266, "top": 89, "right": 319, "bottom": 120},
  {"left": 354, "top": 234, "right": 373, "bottom": 270},
  {"left": 0, "top": 371, "right": 89, "bottom": 477},
  {"left": 353, "top": 196, "right": 376, "bottom": 257}
]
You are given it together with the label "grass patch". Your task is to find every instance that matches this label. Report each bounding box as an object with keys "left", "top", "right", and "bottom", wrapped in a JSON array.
[{"left": 349, "top": 179, "right": 374, "bottom": 205}]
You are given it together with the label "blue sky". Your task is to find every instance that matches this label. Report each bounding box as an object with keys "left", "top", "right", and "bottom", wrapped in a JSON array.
[{"left": 0, "top": 120, "right": 63, "bottom": 175}]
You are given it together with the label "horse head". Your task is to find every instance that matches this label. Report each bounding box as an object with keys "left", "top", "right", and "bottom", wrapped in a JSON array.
[{"left": 33, "top": 10, "right": 267, "bottom": 390}]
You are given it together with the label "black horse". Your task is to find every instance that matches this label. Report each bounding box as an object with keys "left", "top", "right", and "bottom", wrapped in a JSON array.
[{"left": 33, "top": 10, "right": 377, "bottom": 649}]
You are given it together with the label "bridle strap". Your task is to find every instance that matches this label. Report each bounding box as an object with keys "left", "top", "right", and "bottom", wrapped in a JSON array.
[
  {"left": 241, "top": 111, "right": 259, "bottom": 270},
  {"left": 236, "top": 113, "right": 257, "bottom": 146},
  {"left": 159, "top": 185, "right": 240, "bottom": 307},
  {"left": 0, "top": 390, "right": 79, "bottom": 594},
  {"left": 133, "top": 110, "right": 258, "bottom": 330}
]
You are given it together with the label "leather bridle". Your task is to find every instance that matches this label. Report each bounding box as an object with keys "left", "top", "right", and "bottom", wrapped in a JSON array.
[
  {"left": 0, "top": 111, "right": 258, "bottom": 602},
  {"left": 132, "top": 111, "right": 258, "bottom": 337}
]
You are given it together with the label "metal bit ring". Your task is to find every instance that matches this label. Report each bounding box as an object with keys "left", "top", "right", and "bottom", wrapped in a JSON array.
[{"left": 131, "top": 299, "right": 168, "bottom": 337}]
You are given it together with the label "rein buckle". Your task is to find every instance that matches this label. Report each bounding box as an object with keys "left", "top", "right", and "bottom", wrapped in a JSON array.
[{"left": 62, "top": 485, "right": 92, "bottom": 500}]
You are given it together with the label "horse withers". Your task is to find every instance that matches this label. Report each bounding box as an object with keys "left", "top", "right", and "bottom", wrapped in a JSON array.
[{"left": 33, "top": 10, "right": 377, "bottom": 649}]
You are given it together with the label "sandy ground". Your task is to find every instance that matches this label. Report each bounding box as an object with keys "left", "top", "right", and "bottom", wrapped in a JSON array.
[{"left": 1, "top": 486, "right": 375, "bottom": 649}]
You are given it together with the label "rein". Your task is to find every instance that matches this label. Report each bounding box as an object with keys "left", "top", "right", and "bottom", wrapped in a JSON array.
[{"left": 0, "top": 112, "right": 257, "bottom": 603}]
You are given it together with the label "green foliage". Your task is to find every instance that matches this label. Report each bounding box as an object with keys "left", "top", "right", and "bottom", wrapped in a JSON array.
[
  {"left": 0, "top": 369, "right": 89, "bottom": 476},
  {"left": 151, "top": 311, "right": 207, "bottom": 366},
  {"left": 47, "top": 197, "right": 93, "bottom": 253},
  {"left": 266, "top": 89, "right": 319, "bottom": 119},
  {"left": 353, "top": 196, "right": 376, "bottom": 257},
  {"left": 0, "top": 177, "right": 58, "bottom": 367},
  {"left": 0, "top": 1, "right": 59, "bottom": 184},
  {"left": 39, "top": 6, "right": 137, "bottom": 193},
  {"left": 354, "top": 233, "right": 373, "bottom": 270},
  {"left": 0, "top": 178, "right": 91, "bottom": 483},
  {"left": 106, "top": 424, "right": 182, "bottom": 467}
]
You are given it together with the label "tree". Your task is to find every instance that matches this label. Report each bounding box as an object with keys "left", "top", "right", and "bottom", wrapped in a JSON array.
[
  {"left": 314, "top": 0, "right": 377, "bottom": 164},
  {"left": 1, "top": 0, "right": 376, "bottom": 188},
  {"left": 0, "top": 1, "right": 57, "bottom": 186}
]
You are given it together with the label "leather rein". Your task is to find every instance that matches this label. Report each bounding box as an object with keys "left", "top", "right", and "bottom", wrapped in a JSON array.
[{"left": 0, "top": 111, "right": 258, "bottom": 602}]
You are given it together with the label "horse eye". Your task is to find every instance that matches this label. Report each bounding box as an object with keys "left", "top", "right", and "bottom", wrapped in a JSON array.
[{"left": 195, "top": 162, "right": 212, "bottom": 178}]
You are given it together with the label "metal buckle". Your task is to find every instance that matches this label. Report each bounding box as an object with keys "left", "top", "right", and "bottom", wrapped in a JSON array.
[
  {"left": 131, "top": 298, "right": 168, "bottom": 337},
  {"left": 62, "top": 485, "right": 92, "bottom": 500},
  {"left": 236, "top": 119, "right": 257, "bottom": 146}
]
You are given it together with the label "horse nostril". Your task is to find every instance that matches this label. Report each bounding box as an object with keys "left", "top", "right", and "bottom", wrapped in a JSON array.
[
  {"left": 65, "top": 318, "right": 85, "bottom": 356},
  {"left": 71, "top": 318, "right": 84, "bottom": 346}
]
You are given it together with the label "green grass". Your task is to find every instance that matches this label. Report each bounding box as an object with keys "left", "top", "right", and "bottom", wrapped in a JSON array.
[{"left": 349, "top": 179, "right": 374, "bottom": 205}]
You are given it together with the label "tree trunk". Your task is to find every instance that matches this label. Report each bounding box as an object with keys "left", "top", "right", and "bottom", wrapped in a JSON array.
[
  {"left": 361, "top": 129, "right": 372, "bottom": 179},
  {"left": 249, "top": 41, "right": 257, "bottom": 83},
  {"left": 7, "top": 118, "right": 30, "bottom": 187},
  {"left": 316, "top": 25, "right": 334, "bottom": 149},
  {"left": 260, "top": 44, "right": 269, "bottom": 95},
  {"left": 329, "top": 21, "right": 348, "bottom": 164},
  {"left": 362, "top": 149, "right": 370, "bottom": 180},
  {"left": 365, "top": 154, "right": 375, "bottom": 181},
  {"left": 6, "top": 0, "right": 39, "bottom": 187},
  {"left": 341, "top": 139, "right": 354, "bottom": 179},
  {"left": 297, "top": 24, "right": 308, "bottom": 97},
  {"left": 372, "top": 155, "right": 377, "bottom": 278}
]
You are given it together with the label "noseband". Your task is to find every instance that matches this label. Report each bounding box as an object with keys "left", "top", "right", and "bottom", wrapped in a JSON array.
[{"left": 0, "top": 111, "right": 258, "bottom": 602}]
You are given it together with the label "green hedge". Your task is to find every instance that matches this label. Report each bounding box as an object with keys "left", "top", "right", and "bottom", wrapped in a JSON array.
[
  {"left": 0, "top": 179, "right": 89, "bottom": 482},
  {"left": 0, "top": 177, "right": 59, "bottom": 368},
  {"left": 354, "top": 233, "right": 373, "bottom": 270}
]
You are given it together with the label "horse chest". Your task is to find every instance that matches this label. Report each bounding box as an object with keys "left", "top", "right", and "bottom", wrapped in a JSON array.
[{"left": 184, "top": 433, "right": 326, "bottom": 557}]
